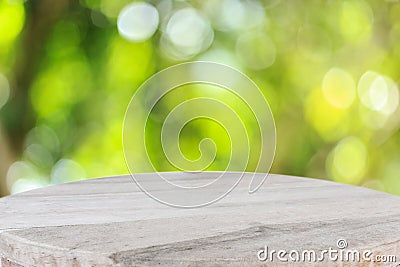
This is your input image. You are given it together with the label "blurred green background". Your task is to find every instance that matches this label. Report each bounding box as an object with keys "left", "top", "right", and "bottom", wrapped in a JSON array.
[{"left": 0, "top": 0, "right": 399, "bottom": 197}]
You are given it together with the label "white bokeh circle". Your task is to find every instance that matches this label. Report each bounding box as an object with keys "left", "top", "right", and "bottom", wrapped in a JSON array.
[{"left": 117, "top": 2, "right": 159, "bottom": 42}]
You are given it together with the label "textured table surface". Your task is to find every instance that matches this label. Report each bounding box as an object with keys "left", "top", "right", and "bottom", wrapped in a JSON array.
[{"left": 1, "top": 172, "right": 400, "bottom": 266}]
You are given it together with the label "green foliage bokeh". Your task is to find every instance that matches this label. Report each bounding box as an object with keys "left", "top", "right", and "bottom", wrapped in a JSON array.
[{"left": 0, "top": 0, "right": 400, "bottom": 196}]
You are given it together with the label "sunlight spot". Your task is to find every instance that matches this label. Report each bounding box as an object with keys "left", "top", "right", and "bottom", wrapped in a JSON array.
[
  {"left": 369, "top": 76, "right": 388, "bottom": 111},
  {"left": 322, "top": 68, "right": 356, "bottom": 109},
  {"left": 161, "top": 8, "right": 213, "bottom": 60},
  {"left": 358, "top": 71, "right": 399, "bottom": 115},
  {"left": 117, "top": 2, "right": 159, "bottom": 42},
  {"left": 329, "top": 136, "right": 367, "bottom": 184}
]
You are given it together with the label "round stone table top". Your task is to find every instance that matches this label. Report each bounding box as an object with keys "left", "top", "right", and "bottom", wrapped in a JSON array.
[{"left": 1, "top": 172, "right": 399, "bottom": 266}]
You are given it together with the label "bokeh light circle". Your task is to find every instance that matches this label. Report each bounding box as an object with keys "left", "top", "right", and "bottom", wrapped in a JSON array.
[
  {"left": 117, "top": 2, "right": 159, "bottom": 42},
  {"left": 358, "top": 71, "right": 399, "bottom": 115},
  {"left": 322, "top": 68, "right": 356, "bottom": 109},
  {"left": 160, "top": 8, "right": 214, "bottom": 60},
  {"left": 329, "top": 136, "right": 368, "bottom": 184}
]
